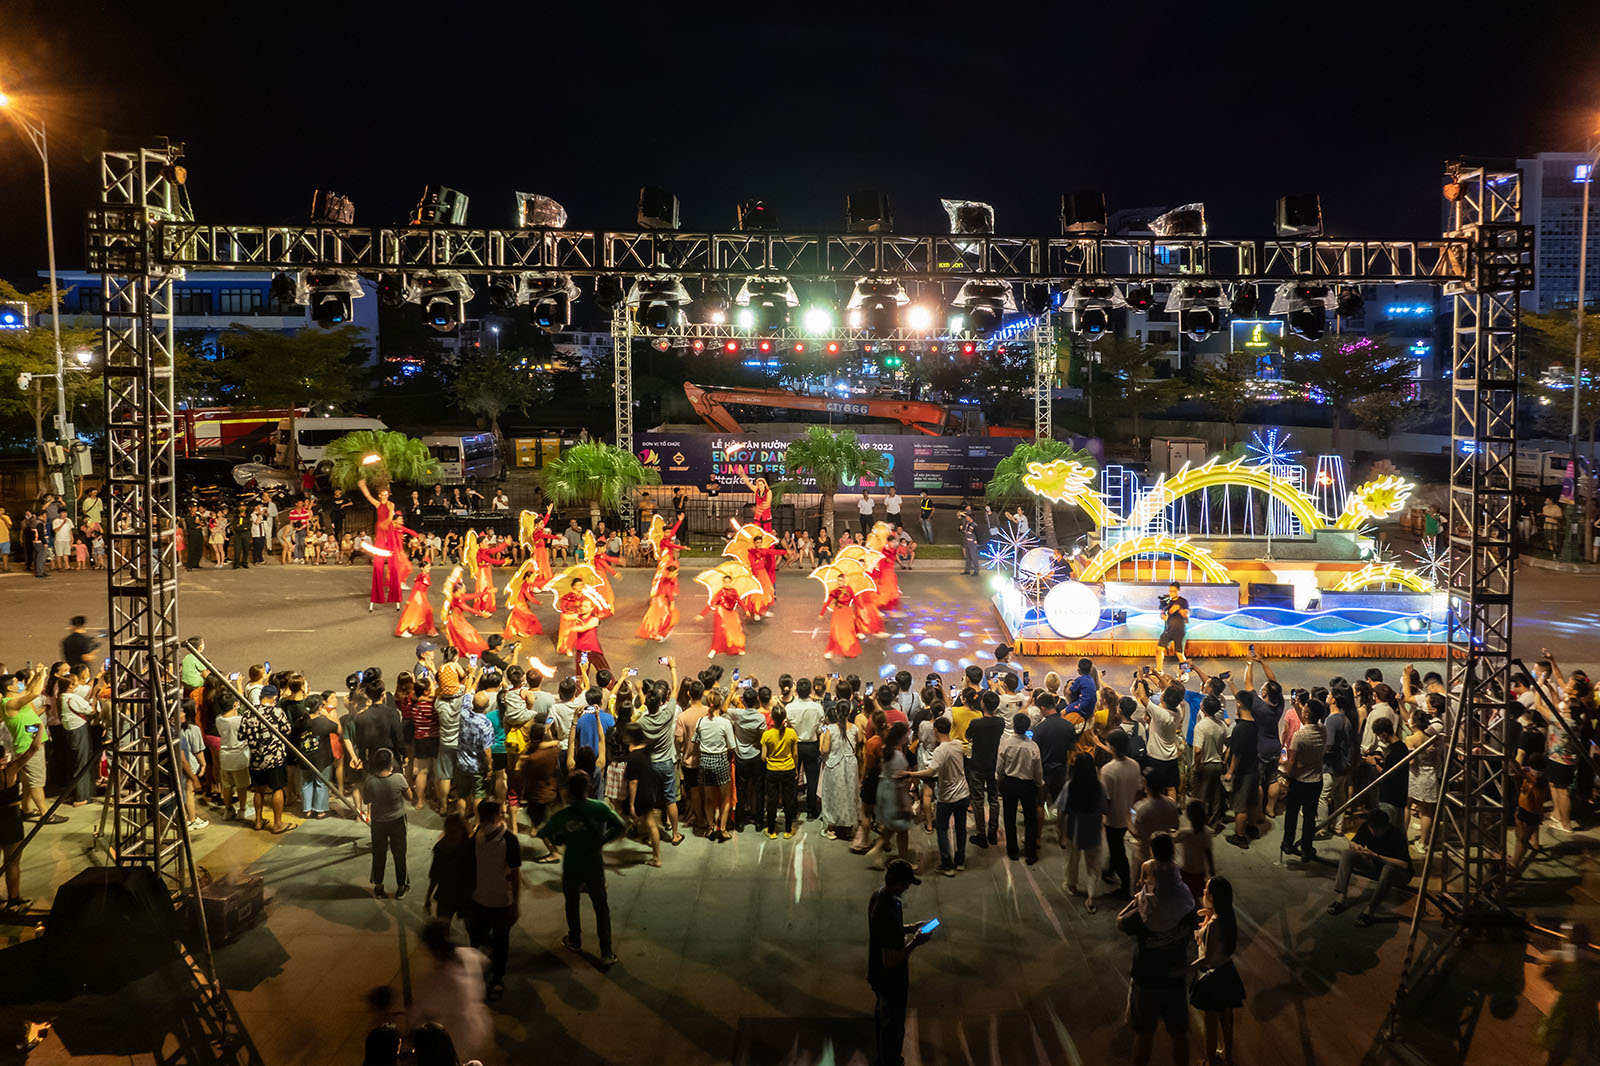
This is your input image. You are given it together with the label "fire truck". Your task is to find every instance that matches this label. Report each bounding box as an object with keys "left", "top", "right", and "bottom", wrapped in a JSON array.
[{"left": 176, "top": 407, "right": 305, "bottom": 461}]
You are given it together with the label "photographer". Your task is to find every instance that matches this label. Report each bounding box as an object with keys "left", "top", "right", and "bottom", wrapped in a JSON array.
[{"left": 1154, "top": 582, "right": 1189, "bottom": 675}]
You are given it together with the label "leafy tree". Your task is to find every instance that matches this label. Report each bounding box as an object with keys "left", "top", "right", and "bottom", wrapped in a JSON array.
[
  {"left": 1075, "top": 335, "right": 1182, "bottom": 441},
  {"left": 1197, "top": 350, "right": 1263, "bottom": 447},
  {"left": 780, "top": 425, "right": 891, "bottom": 538},
  {"left": 0, "top": 280, "right": 101, "bottom": 480},
  {"left": 1523, "top": 309, "right": 1600, "bottom": 454},
  {"left": 218, "top": 324, "right": 365, "bottom": 467},
  {"left": 1280, "top": 334, "right": 1419, "bottom": 452},
  {"left": 1351, "top": 389, "right": 1437, "bottom": 450},
  {"left": 323, "top": 429, "right": 440, "bottom": 491},
  {"left": 540, "top": 441, "right": 661, "bottom": 528},
  {"left": 450, "top": 347, "right": 551, "bottom": 438},
  {"left": 986, "top": 439, "right": 1098, "bottom": 548}
]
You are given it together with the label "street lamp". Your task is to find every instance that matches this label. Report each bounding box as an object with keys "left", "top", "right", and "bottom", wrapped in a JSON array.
[
  {"left": 489, "top": 324, "right": 500, "bottom": 353},
  {"left": 1, "top": 87, "right": 72, "bottom": 520}
]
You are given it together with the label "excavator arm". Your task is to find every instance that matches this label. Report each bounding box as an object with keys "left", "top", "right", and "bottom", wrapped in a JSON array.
[{"left": 683, "top": 383, "right": 954, "bottom": 435}]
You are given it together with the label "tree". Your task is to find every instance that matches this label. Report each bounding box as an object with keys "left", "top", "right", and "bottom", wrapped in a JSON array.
[
  {"left": 780, "top": 426, "right": 891, "bottom": 539},
  {"left": 323, "top": 429, "right": 440, "bottom": 491},
  {"left": 540, "top": 441, "right": 661, "bottom": 528},
  {"left": 1351, "top": 389, "right": 1437, "bottom": 450},
  {"left": 1523, "top": 309, "right": 1600, "bottom": 561},
  {"left": 1076, "top": 335, "right": 1182, "bottom": 441},
  {"left": 0, "top": 280, "right": 102, "bottom": 483},
  {"left": 218, "top": 324, "right": 365, "bottom": 468},
  {"left": 450, "top": 347, "right": 551, "bottom": 438},
  {"left": 1197, "top": 350, "right": 1262, "bottom": 447},
  {"left": 1280, "top": 334, "right": 1419, "bottom": 453},
  {"left": 986, "top": 439, "right": 1099, "bottom": 548}
]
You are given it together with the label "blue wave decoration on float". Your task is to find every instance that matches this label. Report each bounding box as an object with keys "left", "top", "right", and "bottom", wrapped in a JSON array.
[{"left": 1089, "top": 605, "right": 1438, "bottom": 642}]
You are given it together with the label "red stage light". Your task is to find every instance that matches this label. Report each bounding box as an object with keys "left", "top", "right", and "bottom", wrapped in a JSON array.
[
  {"left": 758, "top": 339, "right": 772, "bottom": 353},
  {"left": 897, "top": 344, "right": 908, "bottom": 353},
  {"left": 961, "top": 342, "right": 976, "bottom": 354},
  {"left": 691, "top": 339, "right": 705, "bottom": 351},
  {"left": 653, "top": 338, "right": 671, "bottom": 351},
  {"left": 794, "top": 341, "right": 806, "bottom": 353},
  {"left": 826, "top": 341, "right": 840, "bottom": 354},
  {"left": 724, "top": 340, "right": 740, "bottom": 354}
]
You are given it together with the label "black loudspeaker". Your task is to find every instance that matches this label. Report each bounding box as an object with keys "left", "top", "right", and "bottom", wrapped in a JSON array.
[
  {"left": 1060, "top": 190, "right": 1107, "bottom": 234},
  {"left": 1275, "top": 193, "right": 1323, "bottom": 237},
  {"left": 45, "top": 867, "right": 180, "bottom": 993},
  {"left": 637, "top": 186, "right": 680, "bottom": 230},
  {"left": 846, "top": 189, "right": 893, "bottom": 233},
  {"left": 1247, "top": 583, "right": 1296, "bottom": 609}
]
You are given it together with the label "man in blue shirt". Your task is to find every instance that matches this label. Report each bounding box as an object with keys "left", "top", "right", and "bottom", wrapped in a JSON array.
[
  {"left": 572, "top": 688, "right": 614, "bottom": 756},
  {"left": 454, "top": 691, "right": 495, "bottom": 808},
  {"left": 1066, "top": 658, "right": 1098, "bottom": 721}
]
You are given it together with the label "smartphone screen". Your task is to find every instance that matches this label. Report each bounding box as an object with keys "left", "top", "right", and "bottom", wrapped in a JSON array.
[
  {"left": 264, "top": 660, "right": 271, "bottom": 670},
  {"left": 865, "top": 682, "right": 875, "bottom": 696},
  {"left": 627, "top": 668, "right": 639, "bottom": 676},
  {"left": 469, "top": 654, "right": 480, "bottom": 666},
  {"left": 921, "top": 918, "right": 940, "bottom": 933},
  {"left": 657, "top": 656, "right": 670, "bottom": 665},
  {"left": 228, "top": 671, "right": 240, "bottom": 682},
  {"left": 732, "top": 668, "right": 740, "bottom": 681},
  {"left": 949, "top": 684, "right": 958, "bottom": 699},
  {"left": 579, "top": 652, "right": 589, "bottom": 665},
  {"left": 103, "top": 657, "right": 111, "bottom": 669},
  {"left": 1023, "top": 670, "right": 1032, "bottom": 689}
]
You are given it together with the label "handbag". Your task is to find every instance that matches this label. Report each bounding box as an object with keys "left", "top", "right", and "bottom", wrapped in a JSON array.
[{"left": 330, "top": 730, "right": 344, "bottom": 761}]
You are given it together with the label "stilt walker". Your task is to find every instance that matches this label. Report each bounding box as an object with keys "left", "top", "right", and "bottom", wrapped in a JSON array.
[
  {"left": 356, "top": 474, "right": 415, "bottom": 611},
  {"left": 520, "top": 507, "right": 558, "bottom": 588},
  {"left": 440, "top": 566, "right": 489, "bottom": 657},
  {"left": 465, "top": 531, "right": 509, "bottom": 616},
  {"left": 734, "top": 467, "right": 774, "bottom": 534},
  {"left": 396, "top": 568, "right": 438, "bottom": 638}
]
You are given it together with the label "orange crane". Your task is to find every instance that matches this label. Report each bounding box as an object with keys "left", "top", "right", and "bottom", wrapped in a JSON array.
[{"left": 682, "top": 383, "right": 1032, "bottom": 437}]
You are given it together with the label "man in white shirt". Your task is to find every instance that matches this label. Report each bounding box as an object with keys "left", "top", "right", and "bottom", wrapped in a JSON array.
[
  {"left": 786, "top": 678, "right": 826, "bottom": 820},
  {"left": 1130, "top": 779, "right": 1180, "bottom": 869},
  {"left": 902, "top": 716, "right": 970, "bottom": 875},
  {"left": 1099, "top": 731, "right": 1141, "bottom": 898},
  {"left": 1140, "top": 684, "right": 1185, "bottom": 795},
  {"left": 996, "top": 715, "right": 1045, "bottom": 863},
  {"left": 884, "top": 488, "right": 903, "bottom": 523},
  {"left": 856, "top": 493, "right": 876, "bottom": 537},
  {"left": 1190, "top": 695, "right": 1229, "bottom": 829}
]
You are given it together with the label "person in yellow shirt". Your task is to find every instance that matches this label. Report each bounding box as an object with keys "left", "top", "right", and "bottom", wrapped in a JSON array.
[
  {"left": 950, "top": 692, "right": 982, "bottom": 757},
  {"left": 761, "top": 706, "right": 800, "bottom": 838}
]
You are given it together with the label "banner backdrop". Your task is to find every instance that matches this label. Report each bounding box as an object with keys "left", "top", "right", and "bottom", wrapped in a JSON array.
[{"left": 637, "top": 432, "right": 1103, "bottom": 495}]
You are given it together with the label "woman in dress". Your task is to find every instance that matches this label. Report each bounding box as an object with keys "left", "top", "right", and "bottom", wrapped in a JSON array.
[
  {"left": 396, "top": 568, "right": 438, "bottom": 638},
  {"left": 692, "top": 688, "right": 737, "bottom": 841},
  {"left": 524, "top": 509, "right": 558, "bottom": 588},
  {"left": 467, "top": 537, "right": 509, "bottom": 616},
  {"left": 866, "top": 526, "right": 901, "bottom": 613},
  {"left": 737, "top": 471, "right": 774, "bottom": 533},
  {"left": 207, "top": 511, "right": 227, "bottom": 567},
  {"left": 355, "top": 477, "right": 414, "bottom": 610},
  {"left": 746, "top": 545, "right": 776, "bottom": 620},
  {"left": 500, "top": 562, "right": 546, "bottom": 644},
  {"left": 817, "top": 703, "right": 861, "bottom": 841},
  {"left": 1407, "top": 703, "right": 1446, "bottom": 846},
  {"left": 564, "top": 586, "right": 609, "bottom": 673},
  {"left": 439, "top": 567, "right": 488, "bottom": 658},
  {"left": 865, "top": 721, "right": 914, "bottom": 869},
  {"left": 697, "top": 574, "right": 747, "bottom": 660},
  {"left": 1058, "top": 752, "right": 1108, "bottom": 911},
  {"left": 635, "top": 558, "right": 681, "bottom": 642},
  {"left": 819, "top": 584, "right": 861, "bottom": 660},
  {"left": 1191, "top": 876, "right": 1246, "bottom": 1066}
]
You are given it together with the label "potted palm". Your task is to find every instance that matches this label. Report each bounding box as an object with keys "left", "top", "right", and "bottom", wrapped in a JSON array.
[
  {"left": 540, "top": 441, "right": 662, "bottom": 529},
  {"left": 780, "top": 426, "right": 891, "bottom": 538}
]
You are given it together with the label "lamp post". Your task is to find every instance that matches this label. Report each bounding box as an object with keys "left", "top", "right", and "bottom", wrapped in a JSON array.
[
  {"left": 0, "top": 88, "right": 73, "bottom": 522},
  {"left": 1564, "top": 123, "right": 1600, "bottom": 562}
]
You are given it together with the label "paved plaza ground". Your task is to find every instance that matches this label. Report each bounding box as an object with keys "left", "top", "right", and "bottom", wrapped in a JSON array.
[{"left": 1, "top": 558, "right": 1598, "bottom": 1064}]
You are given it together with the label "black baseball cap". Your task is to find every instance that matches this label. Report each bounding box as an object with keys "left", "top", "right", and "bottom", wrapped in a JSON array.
[{"left": 885, "top": 859, "right": 921, "bottom": 886}]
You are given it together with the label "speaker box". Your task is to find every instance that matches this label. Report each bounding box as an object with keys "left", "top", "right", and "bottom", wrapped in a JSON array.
[
  {"left": 1247, "top": 582, "right": 1296, "bottom": 609},
  {"left": 846, "top": 189, "right": 893, "bottom": 233},
  {"left": 45, "top": 867, "right": 179, "bottom": 993},
  {"left": 637, "top": 186, "right": 680, "bottom": 231},
  {"left": 1060, "top": 191, "right": 1107, "bottom": 234},
  {"left": 201, "top": 872, "right": 265, "bottom": 943}
]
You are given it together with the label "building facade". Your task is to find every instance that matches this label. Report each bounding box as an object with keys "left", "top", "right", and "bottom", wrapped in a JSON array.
[{"left": 1518, "top": 151, "right": 1600, "bottom": 313}]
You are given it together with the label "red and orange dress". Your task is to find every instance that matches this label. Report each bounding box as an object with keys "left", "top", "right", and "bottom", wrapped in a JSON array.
[
  {"left": 468, "top": 542, "right": 509, "bottom": 616},
  {"left": 751, "top": 489, "right": 773, "bottom": 533},
  {"left": 699, "top": 587, "right": 747, "bottom": 657},
  {"left": 636, "top": 565, "right": 680, "bottom": 641},
  {"left": 871, "top": 550, "right": 900, "bottom": 614},
  {"left": 501, "top": 571, "right": 545, "bottom": 643},
  {"left": 369, "top": 501, "right": 415, "bottom": 605},
  {"left": 395, "top": 569, "right": 438, "bottom": 638},
  {"left": 821, "top": 586, "right": 861, "bottom": 659},
  {"left": 565, "top": 597, "right": 609, "bottom": 671},
  {"left": 528, "top": 526, "right": 557, "bottom": 588},
  {"left": 442, "top": 575, "right": 489, "bottom": 657}
]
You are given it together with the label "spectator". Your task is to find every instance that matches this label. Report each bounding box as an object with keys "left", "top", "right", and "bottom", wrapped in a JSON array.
[
  {"left": 866, "top": 859, "right": 934, "bottom": 1066},
  {"left": 1190, "top": 876, "right": 1245, "bottom": 1065},
  {"left": 964, "top": 691, "right": 1004, "bottom": 850},
  {"left": 902, "top": 715, "right": 968, "bottom": 876},
  {"left": 364, "top": 748, "right": 412, "bottom": 898},
  {"left": 856, "top": 492, "right": 876, "bottom": 537},
  {"left": 466, "top": 799, "right": 520, "bottom": 1001},
  {"left": 1118, "top": 833, "right": 1198, "bottom": 1066},
  {"left": 1326, "top": 807, "right": 1414, "bottom": 926},
  {"left": 239, "top": 684, "right": 296, "bottom": 834},
  {"left": 544, "top": 770, "right": 626, "bottom": 968},
  {"left": 1058, "top": 752, "right": 1107, "bottom": 911},
  {"left": 996, "top": 712, "right": 1044, "bottom": 863},
  {"left": 1100, "top": 730, "right": 1141, "bottom": 899}
]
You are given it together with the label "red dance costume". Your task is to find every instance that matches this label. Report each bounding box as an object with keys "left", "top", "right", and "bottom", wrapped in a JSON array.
[
  {"left": 442, "top": 578, "right": 489, "bottom": 657},
  {"left": 699, "top": 588, "right": 747, "bottom": 656},
  {"left": 636, "top": 567, "right": 680, "bottom": 641},
  {"left": 395, "top": 570, "right": 438, "bottom": 637},
  {"left": 501, "top": 576, "right": 545, "bottom": 643},
  {"left": 468, "top": 542, "right": 509, "bottom": 615},
  {"left": 855, "top": 586, "right": 886, "bottom": 637},
  {"left": 590, "top": 552, "right": 619, "bottom": 611},
  {"left": 747, "top": 546, "right": 776, "bottom": 616},
  {"left": 821, "top": 586, "right": 861, "bottom": 659},
  {"left": 871, "top": 552, "right": 900, "bottom": 613},
  {"left": 565, "top": 598, "right": 608, "bottom": 671},
  {"left": 369, "top": 501, "right": 415, "bottom": 605},
  {"left": 528, "top": 528, "right": 557, "bottom": 587},
  {"left": 751, "top": 490, "right": 773, "bottom": 533}
]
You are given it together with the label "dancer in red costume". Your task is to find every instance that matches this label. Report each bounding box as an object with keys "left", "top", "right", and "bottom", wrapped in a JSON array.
[
  {"left": 563, "top": 589, "right": 610, "bottom": 673},
  {"left": 440, "top": 567, "right": 489, "bottom": 657},
  {"left": 698, "top": 575, "right": 748, "bottom": 659},
  {"left": 819, "top": 584, "right": 862, "bottom": 660},
  {"left": 635, "top": 558, "right": 681, "bottom": 641},
  {"left": 467, "top": 535, "right": 509, "bottom": 616},
  {"left": 521, "top": 507, "right": 558, "bottom": 588},
  {"left": 356, "top": 477, "right": 416, "bottom": 610},
  {"left": 854, "top": 582, "right": 886, "bottom": 638},
  {"left": 867, "top": 525, "right": 901, "bottom": 613},
  {"left": 395, "top": 569, "right": 438, "bottom": 638},
  {"left": 500, "top": 561, "right": 546, "bottom": 643},
  {"left": 736, "top": 469, "right": 774, "bottom": 533}
]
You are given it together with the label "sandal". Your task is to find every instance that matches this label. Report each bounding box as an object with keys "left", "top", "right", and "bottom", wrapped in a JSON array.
[
  {"left": 1085, "top": 899, "right": 1096, "bottom": 913},
  {"left": 1354, "top": 912, "right": 1374, "bottom": 928},
  {"left": 535, "top": 853, "right": 561, "bottom": 864},
  {"left": 1326, "top": 900, "right": 1348, "bottom": 916},
  {"left": 269, "top": 823, "right": 299, "bottom": 835},
  {"left": 669, "top": 833, "right": 685, "bottom": 846}
]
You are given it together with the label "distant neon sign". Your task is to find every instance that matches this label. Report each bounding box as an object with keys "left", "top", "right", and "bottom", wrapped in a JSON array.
[{"left": 1385, "top": 304, "right": 1432, "bottom": 317}]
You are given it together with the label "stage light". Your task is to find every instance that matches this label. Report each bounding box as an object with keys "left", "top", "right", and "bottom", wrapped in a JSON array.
[
  {"left": 735, "top": 277, "right": 798, "bottom": 332},
  {"left": 736, "top": 199, "right": 777, "bottom": 231},
  {"left": 758, "top": 339, "right": 773, "bottom": 353},
  {"left": 1275, "top": 193, "right": 1323, "bottom": 237},
  {"left": 691, "top": 339, "right": 705, "bottom": 352},
  {"left": 1165, "top": 282, "right": 1228, "bottom": 342},
  {"left": 1335, "top": 286, "right": 1365, "bottom": 318},
  {"left": 954, "top": 280, "right": 1015, "bottom": 335},
  {"left": 637, "top": 186, "right": 679, "bottom": 230},
  {"left": 376, "top": 273, "right": 415, "bottom": 308},
  {"left": 489, "top": 273, "right": 579, "bottom": 331},
  {"left": 1230, "top": 284, "right": 1260, "bottom": 319},
  {"left": 793, "top": 341, "right": 806, "bottom": 353},
  {"left": 1126, "top": 287, "right": 1154, "bottom": 314},
  {"left": 295, "top": 271, "right": 364, "bottom": 327},
  {"left": 516, "top": 191, "right": 567, "bottom": 227},
  {"left": 1064, "top": 281, "right": 1123, "bottom": 341},
  {"left": 846, "top": 189, "right": 893, "bottom": 233},
  {"left": 942, "top": 198, "right": 995, "bottom": 235},
  {"left": 724, "top": 339, "right": 741, "bottom": 354},
  {"left": 848, "top": 277, "right": 909, "bottom": 334},
  {"left": 1270, "top": 283, "right": 1333, "bottom": 340},
  {"left": 961, "top": 341, "right": 976, "bottom": 355},
  {"left": 653, "top": 338, "right": 671, "bottom": 351},
  {"left": 593, "top": 276, "right": 627, "bottom": 313},
  {"left": 803, "top": 306, "right": 834, "bottom": 334},
  {"left": 310, "top": 189, "right": 355, "bottom": 225},
  {"left": 906, "top": 304, "right": 934, "bottom": 331},
  {"left": 826, "top": 341, "right": 841, "bottom": 355},
  {"left": 690, "top": 282, "right": 731, "bottom": 326},
  {"left": 627, "top": 277, "right": 692, "bottom": 334},
  {"left": 413, "top": 185, "right": 470, "bottom": 226},
  {"left": 1060, "top": 191, "right": 1107, "bottom": 234},
  {"left": 413, "top": 271, "right": 474, "bottom": 332}
]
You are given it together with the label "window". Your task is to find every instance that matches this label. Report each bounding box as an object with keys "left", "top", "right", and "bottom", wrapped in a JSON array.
[
  {"left": 217, "top": 288, "right": 263, "bottom": 315},
  {"left": 174, "top": 288, "right": 213, "bottom": 315},
  {"left": 76, "top": 288, "right": 105, "bottom": 315}
]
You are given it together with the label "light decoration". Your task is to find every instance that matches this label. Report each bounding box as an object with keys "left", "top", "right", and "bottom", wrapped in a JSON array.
[
  {"left": 1245, "top": 428, "right": 1301, "bottom": 468},
  {"left": 1122, "top": 458, "right": 1323, "bottom": 534},
  {"left": 1334, "top": 475, "right": 1415, "bottom": 530},
  {"left": 1076, "top": 533, "right": 1233, "bottom": 584},
  {"left": 1016, "top": 546, "right": 1059, "bottom": 600},
  {"left": 980, "top": 526, "right": 1040, "bottom": 577},
  {"left": 1332, "top": 562, "right": 1435, "bottom": 593},
  {"left": 1406, "top": 538, "right": 1450, "bottom": 588},
  {"left": 1021, "top": 459, "right": 1112, "bottom": 528}
]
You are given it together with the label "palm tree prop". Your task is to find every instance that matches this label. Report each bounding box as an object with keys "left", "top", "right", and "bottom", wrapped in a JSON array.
[
  {"left": 324, "top": 430, "right": 440, "bottom": 491},
  {"left": 987, "top": 439, "right": 1098, "bottom": 548},
  {"left": 780, "top": 426, "right": 891, "bottom": 538},
  {"left": 540, "top": 442, "right": 662, "bottom": 528}
]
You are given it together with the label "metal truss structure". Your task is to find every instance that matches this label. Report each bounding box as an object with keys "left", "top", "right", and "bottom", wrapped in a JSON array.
[
  {"left": 1392, "top": 163, "right": 1533, "bottom": 1012},
  {"left": 87, "top": 145, "right": 193, "bottom": 892},
  {"left": 611, "top": 303, "right": 636, "bottom": 526},
  {"left": 630, "top": 323, "right": 985, "bottom": 350}
]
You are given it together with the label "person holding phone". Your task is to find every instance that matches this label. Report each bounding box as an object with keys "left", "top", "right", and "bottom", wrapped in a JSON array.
[{"left": 866, "top": 858, "right": 934, "bottom": 1066}]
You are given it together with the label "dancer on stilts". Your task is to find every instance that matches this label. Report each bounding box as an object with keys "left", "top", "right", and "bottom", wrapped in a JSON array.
[
  {"left": 636, "top": 557, "right": 681, "bottom": 641},
  {"left": 464, "top": 531, "right": 509, "bottom": 616},
  {"left": 356, "top": 475, "right": 416, "bottom": 612},
  {"left": 519, "top": 507, "right": 558, "bottom": 588},
  {"left": 735, "top": 467, "right": 775, "bottom": 534},
  {"left": 440, "top": 566, "right": 489, "bottom": 658},
  {"left": 396, "top": 568, "right": 438, "bottom": 638}
]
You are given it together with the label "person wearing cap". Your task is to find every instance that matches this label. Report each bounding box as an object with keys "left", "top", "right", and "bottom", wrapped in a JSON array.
[{"left": 867, "top": 858, "right": 934, "bottom": 1066}]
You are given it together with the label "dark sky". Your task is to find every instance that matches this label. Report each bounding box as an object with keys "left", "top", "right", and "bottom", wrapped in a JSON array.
[{"left": 4, "top": 0, "right": 1600, "bottom": 286}]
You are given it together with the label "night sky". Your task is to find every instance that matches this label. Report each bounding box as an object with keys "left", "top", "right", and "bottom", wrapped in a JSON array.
[{"left": 3, "top": 0, "right": 1599, "bottom": 286}]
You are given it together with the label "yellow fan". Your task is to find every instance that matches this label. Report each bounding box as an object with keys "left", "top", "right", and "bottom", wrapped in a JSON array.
[
  {"left": 723, "top": 522, "right": 779, "bottom": 566},
  {"left": 545, "top": 564, "right": 605, "bottom": 607},
  {"left": 835, "top": 543, "right": 885, "bottom": 570},
  {"left": 694, "top": 560, "right": 765, "bottom": 605},
  {"left": 518, "top": 509, "right": 544, "bottom": 548},
  {"left": 581, "top": 530, "right": 599, "bottom": 564},
  {"left": 504, "top": 558, "right": 537, "bottom": 601},
  {"left": 643, "top": 514, "right": 667, "bottom": 556},
  {"left": 462, "top": 528, "right": 480, "bottom": 574},
  {"left": 810, "top": 563, "right": 878, "bottom": 597}
]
